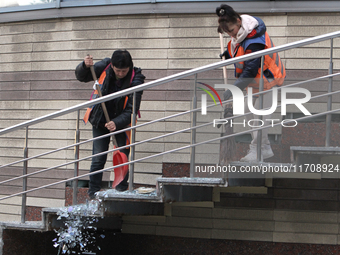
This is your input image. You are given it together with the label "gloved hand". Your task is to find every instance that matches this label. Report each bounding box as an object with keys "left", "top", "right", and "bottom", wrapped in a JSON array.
[
  {"left": 219, "top": 50, "right": 229, "bottom": 59},
  {"left": 223, "top": 90, "right": 232, "bottom": 101}
]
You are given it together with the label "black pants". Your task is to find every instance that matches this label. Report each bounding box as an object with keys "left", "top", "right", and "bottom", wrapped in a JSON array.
[{"left": 88, "top": 125, "right": 130, "bottom": 197}]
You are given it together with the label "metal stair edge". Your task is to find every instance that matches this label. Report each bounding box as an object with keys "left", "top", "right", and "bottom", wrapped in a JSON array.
[
  {"left": 0, "top": 220, "right": 44, "bottom": 232},
  {"left": 157, "top": 177, "right": 227, "bottom": 186},
  {"left": 290, "top": 146, "right": 340, "bottom": 153}
]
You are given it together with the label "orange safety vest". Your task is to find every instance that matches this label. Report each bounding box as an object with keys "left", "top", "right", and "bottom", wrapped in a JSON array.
[
  {"left": 227, "top": 32, "right": 286, "bottom": 93},
  {"left": 83, "top": 65, "right": 134, "bottom": 145}
]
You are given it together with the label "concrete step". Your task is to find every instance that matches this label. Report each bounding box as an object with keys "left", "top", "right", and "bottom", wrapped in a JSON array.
[
  {"left": 291, "top": 146, "right": 340, "bottom": 179},
  {"left": 40, "top": 204, "right": 122, "bottom": 232},
  {"left": 291, "top": 146, "right": 340, "bottom": 156},
  {"left": 229, "top": 161, "right": 321, "bottom": 182},
  {"left": 291, "top": 146, "right": 340, "bottom": 163},
  {"left": 0, "top": 221, "right": 44, "bottom": 232},
  {"left": 6, "top": 145, "right": 337, "bottom": 234},
  {"left": 95, "top": 178, "right": 227, "bottom": 215},
  {"left": 157, "top": 177, "right": 226, "bottom": 203},
  {"left": 157, "top": 177, "right": 226, "bottom": 186},
  {"left": 95, "top": 189, "right": 163, "bottom": 217},
  {"left": 96, "top": 189, "right": 161, "bottom": 202}
]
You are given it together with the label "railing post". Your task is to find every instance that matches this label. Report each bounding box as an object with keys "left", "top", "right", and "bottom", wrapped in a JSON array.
[
  {"left": 21, "top": 127, "right": 28, "bottom": 223},
  {"left": 257, "top": 55, "right": 265, "bottom": 161},
  {"left": 325, "top": 38, "right": 333, "bottom": 147},
  {"left": 73, "top": 110, "right": 80, "bottom": 205},
  {"left": 129, "top": 92, "right": 137, "bottom": 191},
  {"left": 190, "top": 74, "right": 198, "bottom": 177},
  {"left": 55, "top": 0, "right": 61, "bottom": 8}
]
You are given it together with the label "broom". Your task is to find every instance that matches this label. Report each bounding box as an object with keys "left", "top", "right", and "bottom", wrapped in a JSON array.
[{"left": 218, "top": 33, "right": 236, "bottom": 167}]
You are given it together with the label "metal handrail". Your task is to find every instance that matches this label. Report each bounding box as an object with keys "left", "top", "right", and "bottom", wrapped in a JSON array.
[
  {"left": 1, "top": 30, "right": 340, "bottom": 136},
  {"left": 1, "top": 85, "right": 340, "bottom": 194},
  {"left": 2, "top": 71, "right": 339, "bottom": 181},
  {"left": 1, "top": 105, "right": 340, "bottom": 202}
]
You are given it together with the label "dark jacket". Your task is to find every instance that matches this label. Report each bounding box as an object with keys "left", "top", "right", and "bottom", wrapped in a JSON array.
[{"left": 75, "top": 58, "right": 145, "bottom": 130}]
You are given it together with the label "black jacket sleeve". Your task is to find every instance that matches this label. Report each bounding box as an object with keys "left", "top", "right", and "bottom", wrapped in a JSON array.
[
  {"left": 112, "top": 67, "right": 145, "bottom": 130},
  {"left": 75, "top": 58, "right": 111, "bottom": 82}
]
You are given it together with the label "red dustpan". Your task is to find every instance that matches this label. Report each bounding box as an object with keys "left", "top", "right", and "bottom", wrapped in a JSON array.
[
  {"left": 111, "top": 145, "right": 129, "bottom": 188},
  {"left": 90, "top": 65, "right": 129, "bottom": 189}
]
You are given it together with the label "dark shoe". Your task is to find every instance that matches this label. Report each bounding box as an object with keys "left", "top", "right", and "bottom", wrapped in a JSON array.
[
  {"left": 88, "top": 192, "right": 96, "bottom": 200},
  {"left": 115, "top": 171, "right": 129, "bottom": 191},
  {"left": 115, "top": 183, "right": 128, "bottom": 192}
]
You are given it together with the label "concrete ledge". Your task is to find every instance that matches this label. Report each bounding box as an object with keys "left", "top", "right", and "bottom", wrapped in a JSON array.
[
  {"left": 291, "top": 146, "right": 340, "bottom": 162},
  {"left": 291, "top": 146, "right": 340, "bottom": 154},
  {"left": 97, "top": 189, "right": 161, "bottom": 203},
  {"left": 0, "top": 221, "right": 44, "bottom": 231},
  {"left": 291, "top": 146, "right": 340, "bottom": 177},
  {"left": 157, "top": 177, "right": 226, "bottom": 186}
]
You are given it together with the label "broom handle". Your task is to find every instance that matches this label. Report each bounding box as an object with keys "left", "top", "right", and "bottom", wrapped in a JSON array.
[
  {"left": 90, "top": 65, "right": 118, "bottom": 148},
  {"left": 219, "top": 33, "right": 228, "bottom": 85}
]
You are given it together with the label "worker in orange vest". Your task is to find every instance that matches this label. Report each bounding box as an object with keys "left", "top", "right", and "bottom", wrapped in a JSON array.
[{"left": 216, "top": 4, "right": 286, "bottom": 162}]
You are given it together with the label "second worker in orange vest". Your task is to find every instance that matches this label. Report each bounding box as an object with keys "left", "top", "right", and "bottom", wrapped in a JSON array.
[{"left": 216, "top": 4, "right": 286, "bottom": 162}]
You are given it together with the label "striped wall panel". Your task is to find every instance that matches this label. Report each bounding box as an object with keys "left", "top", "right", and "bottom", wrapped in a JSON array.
[{"left": 0, "top": 12, "right": 340, "bottom": 217}]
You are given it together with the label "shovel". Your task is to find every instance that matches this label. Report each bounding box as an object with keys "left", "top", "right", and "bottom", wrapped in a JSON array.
[{"left": 89, "top": 65, "right": 129, "bottom": 189}]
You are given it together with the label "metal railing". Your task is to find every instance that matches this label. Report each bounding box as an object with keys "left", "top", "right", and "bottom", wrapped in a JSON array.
[{"left": 0, "top": 30, "right": 340, "bottom": 223}]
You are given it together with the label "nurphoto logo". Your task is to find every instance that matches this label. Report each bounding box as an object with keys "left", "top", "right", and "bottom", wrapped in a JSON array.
[
  {"left": 199, "top": 83, "right": 312, "bottom": 128},
  {"left": 197, "top": 82, "right": 223, "bottom": 115}
]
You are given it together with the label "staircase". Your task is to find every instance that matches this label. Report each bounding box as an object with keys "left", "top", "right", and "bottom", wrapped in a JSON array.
[
  {"left": 2, "top": 141, "right": 340, "bottom": 254},
  {"left": 3, "top": 140, "right": 340, "bottom": 230}
]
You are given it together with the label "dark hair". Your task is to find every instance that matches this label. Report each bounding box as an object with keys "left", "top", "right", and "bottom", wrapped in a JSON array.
[
  {"left": 216, "top": 4, "right": 241, "bottom": 33},
  {"left": 111, "top": 49, "right": 133, "bottom": 69}
]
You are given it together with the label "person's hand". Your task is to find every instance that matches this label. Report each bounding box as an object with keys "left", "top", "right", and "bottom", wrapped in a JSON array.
[
  {"left": 223, "top": 90, "right": 232, "bottom": 101},
  {"left": 105, "top": 121, "right": 116, "bottom": 132},
  {"left": 84, "top": 55, "right": 94, "bottom": 68},
  {"left": 219, "top": 50, "right": 228, "bottom": 59}
]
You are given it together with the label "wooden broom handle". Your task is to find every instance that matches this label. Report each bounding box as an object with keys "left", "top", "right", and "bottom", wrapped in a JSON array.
[
  {"left": 89, "top": 65, "right": 118, "bottom": 147},
  {"left": 219, "top": 33, "right": 228, "bottom": 85},
  {"left": 90, "top": 65, "right": 110, "bottom": 123}
]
